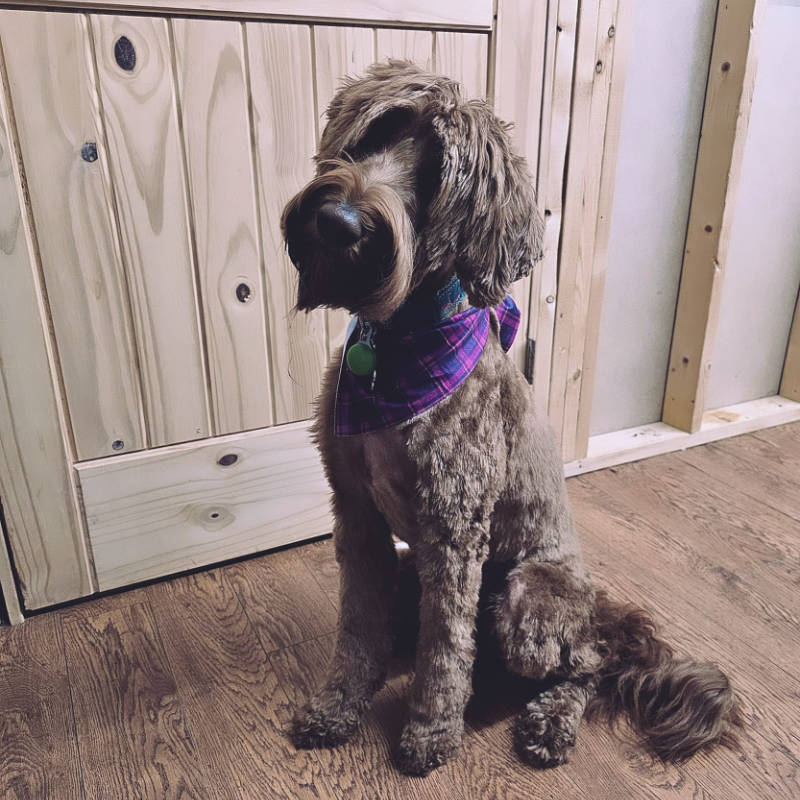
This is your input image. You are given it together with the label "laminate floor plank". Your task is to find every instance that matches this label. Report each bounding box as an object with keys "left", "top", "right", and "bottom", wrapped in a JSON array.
[
  {"left": 62, "top": 601, "right": 208, "bottom": 800},
  {"left": 0, "top": 614, "right": 83, "bottom": 800}
]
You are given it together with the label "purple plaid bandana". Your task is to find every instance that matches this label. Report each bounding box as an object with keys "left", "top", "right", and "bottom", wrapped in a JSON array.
[{"left": 334, "top": 293, "right": 520, "bottom": 436}]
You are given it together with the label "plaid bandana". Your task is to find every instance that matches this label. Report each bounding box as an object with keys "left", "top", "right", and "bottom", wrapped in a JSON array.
[{"left": 334, "top": 289, "right": 520, "bottom": 437}]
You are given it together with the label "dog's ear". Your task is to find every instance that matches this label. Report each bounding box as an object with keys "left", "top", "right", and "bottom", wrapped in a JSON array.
[{"left": 425, "top": 101, "right": 544, "bottom": 307}]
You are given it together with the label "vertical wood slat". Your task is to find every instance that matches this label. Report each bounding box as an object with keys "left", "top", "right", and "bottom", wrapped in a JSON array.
[
  {"left": 662, "top": 0, "right": 767, "bottom": 433},
  {"left": 375, "top": 27, "right": 433, "bottom": 69},
  {"left": 534, "top": 0, "right": 579, "bottom": 416},
  {"left": 247, "top": 22, "right": 327, "bottom": 423},
  {"left": 313, "top": 25, "right": 376, "bottom": 357},
  {"left": 0, "top": 533, "right": 22, "bottom": 623},
  {"left": 91, "top": 15, "right": 211, "bottom": 447},
  {"left": 493, "top": 0, "right": 548, "bottom": 374},
  {"left": 171, "top": 18, "right": 273, "bottom": 435},
  {"left": 574, "top": 0, "right": 634, "bottom": 456},
  {"left": 0, "top": 63, "right": 95, "bottom": 609},
  {"left": 548, "top": 0, "right": 621, "bottom": 460},
  {"left": 781, "top": 295, "right": 800, "bottom": 402},
  {"left": 0, "top": 10, "right": 145, "bottom": 460},
  {"left": 433, "top": 31, "right": 488, "bottom": 99}
]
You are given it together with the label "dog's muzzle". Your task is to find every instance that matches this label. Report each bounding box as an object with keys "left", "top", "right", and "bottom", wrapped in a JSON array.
[{"left": 315, "top": 201, "right": 363, "bottom": 249}]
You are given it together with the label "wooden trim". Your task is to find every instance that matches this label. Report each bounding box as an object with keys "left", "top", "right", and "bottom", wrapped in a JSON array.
[
  {"left": 780, "top": 289, "right": 800, "bottom": 401},
  {"left": 0, "top": 1, "right": 493, "bottom": 29},
  {"left": 547, "top": 0, "right": 619, "bottom": 460},
  {"left": 662, "top": 0, "right": 767, "bottom": 433},
  {"left": 572, "top": 0, "right": 633, "bottom": 458},
  {"left": 565, "top": 394, "right": 800, "bottom": 477},
  {"left": 0, "top": 525, "right": 24, "bottom": 624},
  {"left": 529, "top": 0, "right": 579, "bottom": 414}
]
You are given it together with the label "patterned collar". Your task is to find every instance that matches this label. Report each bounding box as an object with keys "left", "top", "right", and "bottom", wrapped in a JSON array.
[{"left": 334, "top": 279, "right": 520, "bottom": 436}]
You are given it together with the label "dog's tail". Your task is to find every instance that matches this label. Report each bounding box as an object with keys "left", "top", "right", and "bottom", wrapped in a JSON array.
[{"left": 586, "top": 590, "right": 742, "bottom": 763}]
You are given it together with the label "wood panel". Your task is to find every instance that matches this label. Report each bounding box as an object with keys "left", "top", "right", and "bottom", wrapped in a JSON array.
[
  {"left": 548, "top": 0, "right": 619, "bottom": 461},
  {"left": 76, "top": 421, "right": 332, "bottom": 591},
  {"left": 533, "top": 0, "right": 579, "bottom": 415},
  {"left": 313, "top": 25, "right": 376, "bottom": 356},
  {"left": 491, "top": 0, "right": 548, "bottom": 375},
  {"left": 0, "top": 616, "right": 82, "bottom": 798},
  {"left": 13, "top": 1, "right": 494, "bottom": 29},
  {"left": 782, "top": 295, "right": 800, "bottom": 401},
  {"left": 63, "top": 602, "right": 210, "bottom": 798},
  {"left": 0, "top": 10, "right": 145, "bottom": 460},
  {"left": 91, "top": 14, "right": 211, "bottom": 447},
  {"left": 375, "top": 27, "right": 433, "bottom": 69},
  {"left": 662, "top": 0, "right": 767, "bottom": 433},
  {"left": 0, "top": 68, "right": 94, "bottom": 610},
  {"left": 433, "top": 31, "right": 487, "bottom": 100},
  {"left": 172, "top": 18, "right": 273, "bottom": 434},
  {"left": 247, "top": 22, "right": 328, "bottom": 423}
]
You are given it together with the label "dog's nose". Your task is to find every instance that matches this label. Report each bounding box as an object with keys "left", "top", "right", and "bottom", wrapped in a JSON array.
[{"left": 316, "top": 201, "right": 363, "bottom": 247}]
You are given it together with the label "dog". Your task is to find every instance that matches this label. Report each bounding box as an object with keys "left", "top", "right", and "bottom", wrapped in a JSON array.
[{"left": 281, "top": 60, "right": 741, "bottom": 776}]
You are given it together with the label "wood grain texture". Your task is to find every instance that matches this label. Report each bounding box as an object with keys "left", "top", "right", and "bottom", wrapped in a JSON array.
[
  {"left": 548, "top": 0, "right": 618, "bottom": 461},
  {"left": 63, "top": 601, "right": 208, "bottom": 799},
  {"left": 247, "top": 22, "right": 328, "bottom": 422},
  {"left": 492, "top": 0, "right": 548, "bottom": 375},
  {"left": 313, "top": 25, "right": 376, "bottom": 357},
  {"left": 433, "top": 31, "right": 488, "bottom": 100},
  {"left": 375, "top": 26, "right": 432, "bottom": 69},
  {"left": 0, "top": 616, "right": 82, "bottom": 799},
  {"left": 13, "top": 1, "right": 494, "bottom": 29},
  {"left": 0, "top": 10, "right": 145, "bottom": 460},
  {"left": 781, "top": 291, "right": 800, "bottom": 401},
  {"left": 91, "top": 14, "right": 211, "bottom": 448},
  {"left": 148, "top": 568, "right": 333, "bottom": 800},
  {"left": 662, "top": 0, "right": 767, "bottom": 432},
  {"left": 172, "top": 18, "right": 273, "bottom": 435},
  {"left": 0, "top": 70, "right": 94, "bottom": 610},
  {"left": 76, "top": 421, "right": 332, "bottom": 591}
]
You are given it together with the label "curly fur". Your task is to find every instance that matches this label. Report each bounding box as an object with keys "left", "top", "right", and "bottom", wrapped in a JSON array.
[{"left": 282, "top": 60, "right": 741, "bottom": 776}]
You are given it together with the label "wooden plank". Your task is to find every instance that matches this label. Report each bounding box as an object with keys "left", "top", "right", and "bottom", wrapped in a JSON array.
[
  {"left": 573, "top": 0, "right": 634, "bottom": 457},
  {"left": 0, "top": 532, "right": 22, "bottom": 624},
  {"left": 663, "top": 0, "right": 767, "bottom": 433},
  {"left": 532, "top": 0, "right": 579, "bottom": 415},
  {"left": 0, "top": 10, "right": 145, "bottom": 460},
  {"left": 375, "top": 27, "right": 433, "bottom": 69},
  {"left": 171, "top": 18, "right": 273, "bottom": 434},
  {"left": 75, "top": 421, "right": 332, "bottom": 591},
  {"left": 433, "top": 31, "right": 488, "bottom": 99},
  {"left": 91, "top": 14, "right": 211, "bottom": 447},
  {"left": 565, "top": 394, "right": 800, "bottom": 477},
  {"left": 147, "top": 568, "right": 334, "bottom": 800},
  {"left": 0, "top": 64, "right": 94, "bottom": 610},
  {"left": 491, "top": 0, "right": 548, "bottom": 374},
  {"left": 781, "top": 292, "right": 800, "bottom": 400},
  {"left": 247, "top": 22, "right": 328, "bottom": 422},
  {"left": 313, "top": 25, "right": 376, "bottom": 357},
  {"left": 62, "top": 601, "right": 210, "bottom": 798},
  {"left": 548, "top": 0, "right": 618, "bottom": 461},
  {"left": 0, "top": 616, "right": 83, "bottom": 798},
  {"left": 8, "top": 1, "right": 494, "bottom": 30}
]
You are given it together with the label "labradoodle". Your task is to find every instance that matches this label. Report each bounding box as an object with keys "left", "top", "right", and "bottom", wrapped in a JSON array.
[{"left": 281, "top": 60, "right": 740, "bottom": 776}]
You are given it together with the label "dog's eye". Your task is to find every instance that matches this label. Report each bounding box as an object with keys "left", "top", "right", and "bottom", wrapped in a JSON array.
[{"left": 352, "top": 107, "right": 415, "bottom": 156}]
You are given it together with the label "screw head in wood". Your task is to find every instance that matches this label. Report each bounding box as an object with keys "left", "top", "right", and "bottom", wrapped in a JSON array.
[
  {"left": 111, "top": 439, "right": 124, "bottom": 451},
  {"left": 217, "top": 453, "right": 238, "bottom": 467},
  {"left": 595, "top": 60, "right": 604, "bottom": 74},
  {"left": 235, "top": 282, "right": 253, "bottom": 303},
  {"left": 546, "top": 295, "right": 555, "bottom": 304},
  {"left": 81, "top": 142, "right": 98, "bottom": 162},
  {"left": 114, "top": 36, "right": 136, "bottom": 71},
  {"left": 608, "top": 25, "right": 616, "bottom": 38}
]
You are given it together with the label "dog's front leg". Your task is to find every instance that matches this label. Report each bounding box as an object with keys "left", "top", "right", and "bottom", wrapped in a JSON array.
[
  {"left": 395, "top": 530, "right": 488, "bottom": 775},
  {"left": 292, "top": 501, "right": 396, "bottom": 749}
]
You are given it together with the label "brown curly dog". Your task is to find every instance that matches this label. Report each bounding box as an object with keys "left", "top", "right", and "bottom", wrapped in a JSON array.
[{"left": 281, "top": 60, "right": 741, "bottom": 776}]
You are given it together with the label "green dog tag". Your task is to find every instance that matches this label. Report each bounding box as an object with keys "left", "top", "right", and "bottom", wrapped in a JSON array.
[{"left": 346, "top": 341, "right": 376, "bottom": 376}]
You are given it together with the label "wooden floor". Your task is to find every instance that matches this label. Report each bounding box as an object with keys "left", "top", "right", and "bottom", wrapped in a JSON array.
[{"left": 2, "top": 423, "right": 799, "bottom": 799}]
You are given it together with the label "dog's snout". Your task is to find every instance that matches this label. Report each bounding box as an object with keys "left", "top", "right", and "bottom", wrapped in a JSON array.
[{"left": 316, "top": 201, "right": 363, "bottom": 247}]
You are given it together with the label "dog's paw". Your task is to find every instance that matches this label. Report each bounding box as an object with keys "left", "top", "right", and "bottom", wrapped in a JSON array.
[
  {"left": 291, "top": 695, "right": 361, "bottom": 749},
  {"left": 513, "top": 686, "right": 583, "bottom": 768},
  {"left": 394, "top": 721, "right": 463, "bottom": 776}
]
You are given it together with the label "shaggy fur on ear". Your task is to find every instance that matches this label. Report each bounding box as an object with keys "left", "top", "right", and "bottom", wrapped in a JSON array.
[{"left": 424, "top": 102, "right": 544, "bottom": 308}]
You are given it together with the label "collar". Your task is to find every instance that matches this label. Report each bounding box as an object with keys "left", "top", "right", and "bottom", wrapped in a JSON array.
[{"left": 334, "top": 290, "right": 520, "bottom": 437}]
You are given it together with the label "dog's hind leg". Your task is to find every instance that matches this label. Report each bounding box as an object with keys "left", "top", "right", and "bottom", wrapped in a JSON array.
[
  {"left": 292, "top": 501, "right": 397, "bottom": 749},
  {"left": 492, "top": 559, "right": 601, "bottom": 767}
]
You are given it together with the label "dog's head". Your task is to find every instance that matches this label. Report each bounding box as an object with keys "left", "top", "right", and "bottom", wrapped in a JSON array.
[{"left": 282, "top": 60, "right": 543, "bottom": 322}]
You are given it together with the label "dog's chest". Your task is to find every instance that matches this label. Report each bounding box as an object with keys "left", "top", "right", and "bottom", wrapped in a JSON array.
[{"left": 360, "top": 428, "right": 420, "bottom": 545}]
